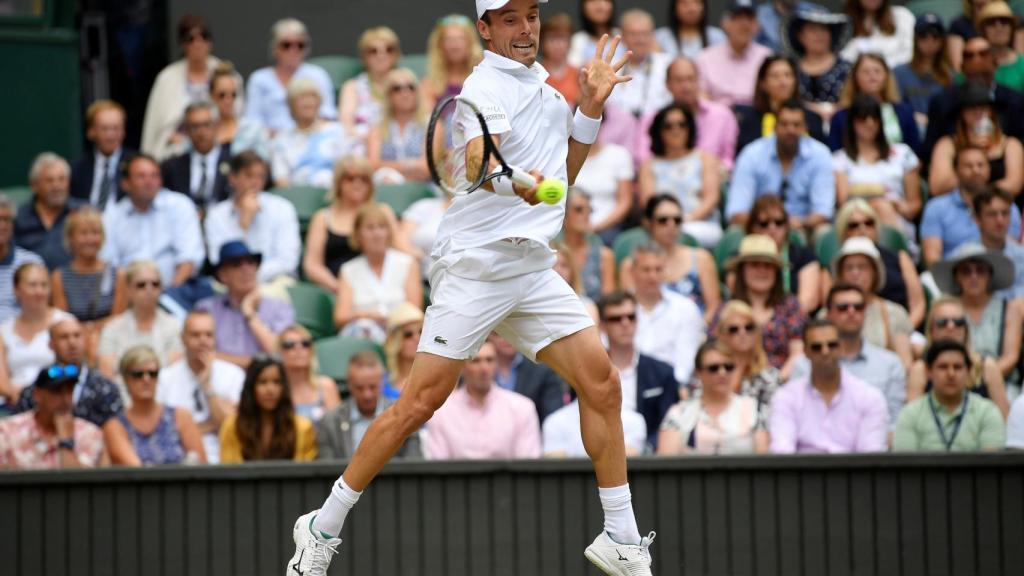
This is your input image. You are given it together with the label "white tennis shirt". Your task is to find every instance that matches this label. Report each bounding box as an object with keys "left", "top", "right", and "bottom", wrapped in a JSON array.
[{"left": 431, "top": 50, "right": 573, "bottom": 282}]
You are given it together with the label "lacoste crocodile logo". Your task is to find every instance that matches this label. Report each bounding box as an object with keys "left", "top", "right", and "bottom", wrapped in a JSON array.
[{"left": 434, "top": 336, "right": 448, "bottom": 345}]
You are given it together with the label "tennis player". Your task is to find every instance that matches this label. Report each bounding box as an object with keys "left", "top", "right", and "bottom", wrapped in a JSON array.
[{"left": 288, "top": 1, "right": 656, "bottom": 574}]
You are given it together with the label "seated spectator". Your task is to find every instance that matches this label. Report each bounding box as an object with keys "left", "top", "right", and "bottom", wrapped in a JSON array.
[
  {"left": 544, "top": 397, "right": 647, "bottom": 457},
  {"left": 421, "top": 15, "right": 483, "bottom": 110},
  {"left": 0, "top": 365, "right": 107, "bottom": 469},
  {"left": 109, "top": 345, "right": 206, "bottom": 465},
  {"left": 621, "top": 196, "right": 719, "bottom": 318},
  {"left": 791, "top": 284, "right": 907, "bottom": 427},
  {"left": 658, "top": 341, "right": 768, "bottom": 455},
  {"left": 280, "top": 325, "right": 340, "bottom": 422},
  {"left": 551, "top": 243, "right": 602, "bottom": 323},
  {"left": 832, "top": 237, "right": 914, "bottom": 367},
  {"left": 893, "top": 14, "right": 954, "bottom": 131},
  {"left": 711, "top": 300, "right": 782, "bottom": 425},
  {"left": 196, "top": 242, "right": 295, "bottom": 367},
  {"left": 208, "top": 62, "right": 270, "bottom": 159},
  {"left": 1009, "top": 393, "right": 1024, "bottom": 448},
  {"left": 424, "top": 341, "right": 541, "bottom": 459},
  {"left": 921, "top": 146, "right": 1022, "bottom": 266},
  {"left": 382, "top": 303, "right": 424, "bottom": 400},
  {"left": 599, "top": 292, "right": 679, "bottom": 449},
  {"left": 205, "top": 152, "right": 301, "bottom": 285},
  {"left": 606, "top": 9, "right": 673, "bottom": 119},
  {"left": 735, "top": 56, "right": 826, "bottom": 154},
  {"left": 717, "top": 235, "right": 806, "bottom": 378},
  {"left": 727, "top": 100, "right": 835, "bottom": 234},
  {"left": 339, "top": 27, "right": 401, "bottom": 140},
  {"left": 894, "top": 339, "right": 1005, "bottom": 451},
  {"left": 562, "top": 191, "right": 615, "bottom": 302},
  {"left": 907, "top": 297, "right": 1009, "bottom": 417},
  {"left": 978, "top": 2, "right": 1024, "bottom": 90},
  {"left": 946, "top": 0, "right": 1024, "bottom": 70},
  {"left": 638, "top": 105, "right": 722, "bottom": 248},
  {"left": 571, "top": 131, "right": 634, "bottom": 246},
  {"left": 315, "top": 350, "right": 421, "bottom": 459},
  {"left": 972, "top": 188, "right": 1024, "bottom": 299},
  {"left": 541, "top": 13, "right": 580, "bottom": 106},
  {"left": 0, "top": 263, "right": 73, "bottom": 402},
  {"left": 929, "top": 82, "right": 1023, "bottom": 197},
  {"left": 160, "top": 101, "right": 231, "bottom": 211},
  {"left": 654, "top": 0, "right": 725, "bottom": 59},
  {"left": 219, "top": 356, "right": 317, "bottom": 462},
  {"left": 50, "top": 208, "right": 128, "bottom": 363},
  {"left": 367, "top": 68, "right": 431, "bottom": 185},
  {"left": 98, "top": 260, "right": 183, "bottom": 381},
  {"left": 157, "top": 311, "right": 245, "bottom": 464},
  {"left": 245, "top": 18, "right": 336, "bottom": 134},
  {"left": 101, "top": 153, "right": 205, "bottom": 290},
  {"left": 732, "top": 195, "right": 824, "bottom": 315},
  {"left": 754, "top": 0, "right": 796, "bottom": 52},
  {"left": 15, "top": 152, "right": 83, "bottom": 270},
  {"left": 629, "top": 243, "right": 705, "bottom": 384},
  {"left": 70, "top": 100, "right": 133, "bottom": 211},
  {"left": 931, "top": 243, "right": 1022, "bottom": 389},
  {"left": 836, "top": 200, "right": 926, "bottom": 327},
  {"left": 141, "top": 14, "right": 222, "bottom": 161},
  {"left": 568, "top": 0, "right": 626, "bottom": 68},
  {"left": 333, "top": 204, "right": 420, "bottom": 342},
  {"left": 0, "top": 193, "right": 43, "bottom": 324},
  {"left": 696, "top": 1, "right": 772, "bottom": 107},
  {"left": 770, "top": 319, "right": 889, "bottom": 453},
  {"left": 827, "top": 53, "right": 921, "bottom": 155},
  {"left": 270, "top": 78, "right": 355, "bottom": 189},
  {"left": 839, "top": 0, "right": 916, "bottom": 67},
  {"left": 488, "top": 332, "right": 569, "bottom": 425},
  {"left": 789, "top": 4, "right": 852, "bottom": 127},
  {"left": 399, "top": 186, "right": 452, "bottom": 281}
]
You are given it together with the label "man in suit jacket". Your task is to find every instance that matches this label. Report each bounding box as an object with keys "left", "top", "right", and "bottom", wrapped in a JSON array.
[
  {"left": 599, "top": 291, "right": 680, "bottom": 450},
  {"left": 70, "top": 100, "right": 134, "bottom": 211},
  {"left": 489, "top": 332, "right": 569, "bottom": 424},
  {"left": 160, "top": 101, "right": 232, "bottom": 212},
  {"left": 315, "top": 351, "right": 421, "bottom": 460}
]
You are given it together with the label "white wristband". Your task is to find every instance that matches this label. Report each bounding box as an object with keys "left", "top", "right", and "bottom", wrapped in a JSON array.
[
  {"left": 571, "top": 108, "right": 602, "bottom": 145},
  {"left": 490, "top": 169, "right": 516, "bottom": 197}
]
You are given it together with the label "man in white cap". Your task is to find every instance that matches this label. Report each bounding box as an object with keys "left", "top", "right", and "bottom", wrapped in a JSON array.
[{"left": 287, "top": 2, "right": 657, "bottom": 575}]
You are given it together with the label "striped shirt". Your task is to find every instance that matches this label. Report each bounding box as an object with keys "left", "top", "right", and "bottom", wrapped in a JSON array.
[
  {"left": 58, "top": 264, "right": 117, "bottom": 321},
  {"left": 0, "top": 245, "right": 44, "bottom": 324}
]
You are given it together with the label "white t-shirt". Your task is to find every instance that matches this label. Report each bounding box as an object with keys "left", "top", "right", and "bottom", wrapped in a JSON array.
[
  {"left": 606, "top": 52, "right": 673, "bottom": 117},
  {"left": 341, "top": 249, "right": 414, "bottom": 316},
  {"left": 403, "top": 197, "right": 448, "bottom": 277},
  {"left": 156, "top": 358, "right": 245, "bottom": 463},
  {"left": 831, "top": 143, "right": 919, "bottom": 203},
  {"left": 635, "top": 288, "right": 705, "bottom": 385},
  {"left": 1008, "top": 395, "right": 1024, "bottom": 449},
  {"left": 573, "top": 143, "right": 635, "bottom": 226},
  {"left": 0, "top": 309, "right": 74, "bottom": 391},
  {"left": 433, "top": 51, "right": 572, "bottom": 281},
  {"left": 542, "top": 399, "right": 648, "bottom": 457}
]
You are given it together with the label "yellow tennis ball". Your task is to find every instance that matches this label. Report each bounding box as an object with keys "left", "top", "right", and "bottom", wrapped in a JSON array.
[{"left": 537, "top": 179, "right": 566, "bottom": 205}]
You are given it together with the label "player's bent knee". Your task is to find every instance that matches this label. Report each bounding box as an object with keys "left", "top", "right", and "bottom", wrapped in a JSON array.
[{"left": 581, "top": 366, "right": 622, "bottom": 414}]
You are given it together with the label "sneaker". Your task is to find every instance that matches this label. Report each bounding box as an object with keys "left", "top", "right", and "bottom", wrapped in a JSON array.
[
  {"left": 584, "top": 530, "right": 657, "bottom": 575},
  {"left": 286, "top": 510, "right": 342, "bottom": 576}
]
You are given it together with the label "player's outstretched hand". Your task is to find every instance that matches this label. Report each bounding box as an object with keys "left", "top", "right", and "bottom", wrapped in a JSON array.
[
  {"left": 513, "top": 170, "right": 544, "bottom": 206},
  {"left": 578, "top": 34, "right": 632, "bottom": 117}
]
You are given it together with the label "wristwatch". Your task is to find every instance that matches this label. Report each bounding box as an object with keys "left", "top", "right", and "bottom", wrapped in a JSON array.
[{"left": 57, "top": 438, "right": 75, "bottom": 451}]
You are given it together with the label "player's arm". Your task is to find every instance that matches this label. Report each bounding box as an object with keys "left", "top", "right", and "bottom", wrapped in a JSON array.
[{"left": 465, "top": 133, "right": 543, "bottom": 204}]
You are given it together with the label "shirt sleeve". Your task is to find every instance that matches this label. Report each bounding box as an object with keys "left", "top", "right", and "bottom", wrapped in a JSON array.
[
  {"left": 203, "top": 203, "right": 229, "bottom": 266},
  {"left": 458, "top": 77, "right": 512, "bottom": 138},
  {"left": 244, "top": 72, "right": 264, "bottom": 123},
  {"left": 726, "top": 146, "right": 758, "bottom": 220},
  {"left": 218, "top": 417, "right": 243, "bottom": 463},
  {"left": 1007, "top": 396, "right": 1024, "bottom": 449},
  {"left": 885, "top": 356, "right": 907, "bottom": 429},
  {"left": 768, "top": 386, "right": 798, "bottom": 453},
  {"left": 978, "top": 400, "right": 1007, "bottom": 450},
  {"left": 541, "top": 413, "right": 566, "bottom": 455},
  {"left": 891, "top": 403, "right": 918, "bottom": 451},
  {"left": 310, "top": 66, "right": 338, "bottom": 120},
  {"left": 172, "top": 197, "right": 206, "bottom": 270},
  {"left": 856, "top": 387, "right": 891, "bottom": 452},
  {"left": 672, "top": 300, "right": 704, "bottom": 385},
  {"left": 294, "top": 417, "right": 319, "bottom": 461},
  {"left": 260, "top": 299, "right": 295, "bottom": 334},
  {"left": 424, "top": 419, "right": 450, "bottom": 460},
  {"left": 514, "top": 402, "right": 542, "bottom": 458},
  {"left": 258, "top": 199, "right": 301, "bottom": 281},
  {"left": 831, "top": 151, "right": 851, "bottom": 173},
  {"left": 1011, "top": 205, "right": 1022, "bottom": 239},
  {"left": 919, "top": 199, "right": 942, "bottom": 240},
  {"left": 809, "top": 148, "right": 837, "bottom": 218}
]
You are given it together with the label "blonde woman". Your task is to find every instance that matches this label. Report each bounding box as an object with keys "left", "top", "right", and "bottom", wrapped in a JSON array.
[
  {"left": 339, "top": 27, "right": 401, "bottom": 140},
  {"left": 209, "top": 62, "right": 269, "bottom": 159},
  {"left": 270, "top": 78, "right": 354, "bottom": 188},
  {"left": 367, "top": 68, "right": 431, "bottom": 184},
  {"left": 382, "top": 303, "right": 424, "bottom": 399},
  {"left": 827, "top": 53, "right": 921, "bottom": 155},
  {"left": 279, "top": 325, "right": 340, "bottom": 423},
  {"left": 713, "top": 300, "right": 782, "bottom": 426},
  {"left": 421, "top": 14, "right": 483, "bottom": 109},
  {"left": 552, "top": 242, "right": 600, "bottom": 323}
]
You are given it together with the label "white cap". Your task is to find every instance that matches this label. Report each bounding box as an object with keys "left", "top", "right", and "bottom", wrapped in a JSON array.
[{"left": 476, "top": 0, "right": 548, "bottom": 19}]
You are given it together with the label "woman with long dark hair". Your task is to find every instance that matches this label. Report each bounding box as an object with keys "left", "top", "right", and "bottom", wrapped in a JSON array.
[
  {"left": 568, "top": 0, "right": 626, "bottom": 67},
  {"left": 653, "top": 0, "right": 725, "bottom": 59},
  {"left": 734, "top": 55, "right": 825, "bottom": 154},
  {"left": 893, "top": 14, "right": 953, "bottom": 130}
]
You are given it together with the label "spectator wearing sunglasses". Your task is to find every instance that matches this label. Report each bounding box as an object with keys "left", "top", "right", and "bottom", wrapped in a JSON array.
[
  {"left": 367, "top": 68, "right": 431, "bottom": 185},
  {"left": 770, "top": 319, "right": 888, "bottom": 454},
  {"left": 280, "top": 325, "right": 339, "bottom": 423},
  {"left": 906, "top": 297, "right": 1009, "bottom": 418},
  {"left": 657, "top": 340, "right": 767, "bottom": 455},
  {"left": 245, "top": 18, "right": 336, "bottom": 134},
  {"left": 711, "top": 300, "right": 782, "bottom": 429},
  {"left": 339, "top": 27, "right": 401, "bottom": 141},
  {"left": 893, "top": 14, "right": 954, "bottom": 131},
  {"left": 382, "top": 303, "right": 422, "bottom": 400},
  {"left": 972, "top": 188, "right": 1024, "bottom": 299},
  {"left": 207, "top": 62, "right": 269, "bottom": 160},
  {"left": 142, "top": 14, "right": 224, "bottom": 162},
  {"left": 270, "top": 79, "right": 356, "bottom": 189}
]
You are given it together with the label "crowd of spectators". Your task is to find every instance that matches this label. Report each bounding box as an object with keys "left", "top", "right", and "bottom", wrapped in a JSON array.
[{"left": 5, "top": 0, "right": 1024, "bottom": 470}]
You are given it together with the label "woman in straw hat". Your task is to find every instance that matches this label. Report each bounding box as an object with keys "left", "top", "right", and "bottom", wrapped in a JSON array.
[{"left": 381, "top": 302, "right": 424, "bottom": 400}]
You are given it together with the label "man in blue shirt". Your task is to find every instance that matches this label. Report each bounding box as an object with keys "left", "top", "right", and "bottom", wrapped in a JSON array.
[
  {"left": 727, "top": 99, "right": 835, "bottom": 232},
  {"left": 14, "top": 153, "right": 85, "bottom": 270},
  {"left": 973, "top": 188, "right": 1024, "bottom": 299},
  {"left": 755, "top": 0, "right": 797, "bottom": 52}
]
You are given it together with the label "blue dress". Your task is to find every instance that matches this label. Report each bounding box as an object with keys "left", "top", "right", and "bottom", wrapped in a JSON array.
[{"left": 118, "top": 407, "right": 187, "bottom": 465}]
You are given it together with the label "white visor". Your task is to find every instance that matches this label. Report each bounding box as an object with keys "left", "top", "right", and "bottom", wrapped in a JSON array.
[{"left": 476, "top": 0, "right": 548, "bottom": 19}]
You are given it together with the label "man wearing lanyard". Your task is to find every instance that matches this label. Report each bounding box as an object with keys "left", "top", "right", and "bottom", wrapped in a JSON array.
[{"left": 893, "top": 340, "right": 1005, "bottom": 452}]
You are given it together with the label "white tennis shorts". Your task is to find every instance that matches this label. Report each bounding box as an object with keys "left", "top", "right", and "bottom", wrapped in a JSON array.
[{"left": 418, "top": 266, "right": 594, "bottom": 361}]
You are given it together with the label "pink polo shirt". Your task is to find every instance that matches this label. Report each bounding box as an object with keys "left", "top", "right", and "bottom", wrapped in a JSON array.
[
  {"left": 425, "top": 386, "right": 541, "bottom": 460},
  {"left": 696, "top": 41, "right": 772, "bottom": 108}
]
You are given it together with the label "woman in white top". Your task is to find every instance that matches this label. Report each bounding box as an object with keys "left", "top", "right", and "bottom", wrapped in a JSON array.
[
  {"left": 339, "top": 27, "right": 401, "bottom": 142},
  {"left": 657, "top": 341, "right": 768, "bottom": 455},
  {"left": 839, "top": 0, "right": 916, "bottom": 67},
  {"left": 568, "top": 0, "right": 627, "bottom": 67},
  {"left": 270, "top": 78, "right": 354, "bottom": 189},
  {"left": 399, "top": 189, "right": 453, "bottom": 280},
  {"left": 334, "top": 203, "right": 421, "bottom": 343},
  {"left": 209, "top": 62, "right": 270, "bottom": 160},
  {"left": 570, "top": 123, "right": 634, "bottom": 244},
  {"left": 653, "top": 0, "right": 726, "bottom": 59},
  {"left": 141, "top": 15, "right": 222, "bottom": 161},
  {"left": 0, "top": 263, "right": 73, "bottom": 402},
  {"left": 366, "top": 68, "right": 431, "bottom": 185}
]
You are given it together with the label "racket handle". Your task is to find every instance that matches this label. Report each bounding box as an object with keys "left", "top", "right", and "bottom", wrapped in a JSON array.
[{"left": 509, "top": 167, "right": 537, "bottom": 190}]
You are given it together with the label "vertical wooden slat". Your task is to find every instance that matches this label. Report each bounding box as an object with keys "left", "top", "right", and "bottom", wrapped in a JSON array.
[
  {"left": 727, "top": 472, "right": 754, "bottom": 576},
  {"left": 254, "top": 481, "right": 280, "bottom": 576},
  {"left": 848, "top": 470, "right": 875, "bottom": 576},
  {"left": 277, "top": 476, "right": 303, "bottom": 574},
  {"left": 874, "top": 471, "right": 901, "bottom": 575},
  {"left": 898, "top": 470, "right": 926, "bottom": 576},
  {"left": 421, "top": 475, "right": 445, "bottom": 575},
  {"left": 208, "top": 482, "right": 232, "bottom": 575},
  {"left": 752, "top": 470, "right": 779, "bottom": 576},
  {"left": 776, "top": 471, "right": 802, "bottom": 576},
  {"left": 20, "top": 488, "right": 43, "bottom": 576},
  {"left": 800, "top": 472, "right": 827, "bottom": 576},
  {"left": 491, "top": 473, "right": 515, "bottom": 576},
  {"left": 679, "top": 472, "right": 705, "bottom": 576},
  {"left": 467, "top": 474, "right": 493, "bottom": 575},
  {"left": 443, "top": 475, "right": 468, "bottom": 576},
  {"left": 824, "top": 471, "right": 850, "bottom": 576},
  {"left": 115, "top": 484, "right": 139, "bottom": 576},
  {"left": 536, "top": 473, "right": 562, "bottom": 576},
  {"left": 0, "top": 489, "right": 21, "bottom": 575},
  {"left": 373, "top": 476, "right": 399, "bottom": 576},
  {"left": 137, "top": 484, "right": 163, "bottom": 576},
  {"left": 42, "top": 486, "right": 67, "bottom": 576},
  {"left": 948, "top": 471, "right": 976, "bottom": 576},
  {"left": 397, "top": 476, "right": 423, "bottom": 576},
  {"left": 185, "top": 481, "right": 209, "bottom": 576},
  {"left": 349, "top": 476, "right": 375, "bottom": 575},
  {"left": 231, "top": 482, "right": 256, "bottom": 576},
  {"left": 1001, "top": 469, "right": 1024, "bottom": 574},
  {"left": 653, "top": 471, "right": 682, "bottom": 574},
  {"left": 703, "top": 471, "right": 729, "bottom": 576},
  {"left": 91, "top": 485, "right": 115, "bottom": 576},
  {"left": 66, "top": 485, "right": 91, "bottom": 576},
  {"left": 162, "top": 484, "right": 186, "bottom": 576},
  {"left": 923, "top": 471, "right": 950, "bottom": 576},
  {"left": 974, "top": 470, "right": 1001, "bottom": 576}
]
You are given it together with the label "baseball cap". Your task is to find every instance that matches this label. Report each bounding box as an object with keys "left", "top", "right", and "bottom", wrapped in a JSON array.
[
  {"left": 914, "top": 13, "right": 946, "bottom": 35},
  {"left": 34, "top": 364, "right": 80, "bottom": 391},
  {"left": 726, "top": 0, "right": 757, "bottom": 16},
  {"left": 477, "top": 0, "right": 548, "bottom": 19}
]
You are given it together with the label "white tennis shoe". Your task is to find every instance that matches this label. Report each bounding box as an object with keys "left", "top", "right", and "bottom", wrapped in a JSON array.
[
  {"left": 584, "top": 530, "right": 657, "bottom": 575},
  {"left": 286, "top": 510, "right": 341, "bottom": 576}
]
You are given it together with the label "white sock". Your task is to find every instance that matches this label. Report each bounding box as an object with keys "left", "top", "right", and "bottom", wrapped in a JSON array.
[
  {"left": 312, "top": 477, "right": 361, "bottom": 539},
  {"left": 598, "top": 484, "right": 641, "bottom": 545}
]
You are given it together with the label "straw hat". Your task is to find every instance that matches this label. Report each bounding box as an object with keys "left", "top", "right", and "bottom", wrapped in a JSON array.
[
  {"left": 930, "top": 242, "right": 1014, "bottom": 296},
  {"left": 386, "top": 302, "right": 424, "bottom": 335},
  {"left": 832, "top": 236, "right": 886, "bottom": 292},
  {"left": 977, "top": 1, "right": 1017, "bottom": 28},
  {"left": 727, "top": 234, "right": 782, "bottom": 270}
]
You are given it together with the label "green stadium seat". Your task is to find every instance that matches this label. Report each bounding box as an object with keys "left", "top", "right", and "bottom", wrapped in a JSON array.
[
  {"left": 905, "top": 0, "right": 962, "bottom": 23},
  {"left": 315, "top": 336, "right": 386, "bottom": 388},
  {"left": 268, "top": 186, "right": 329, "bottom": 236},
  {"left": 308, "top": 55, "right": 363, "bottom": 93},
  {"left": 815, "top": 224, "right": 909, "bottom": 267},
  {"left": 611, "top": 226, "right": 697, "bottom": 265},
  {"left": 286, "top": 282, "right": 337, "bottom": 341},
  {"left": 376, "top": 182, "right": 435, "bottom": 217},
  {"left": 0, "top": 186, "right": 33, "bottom": 208},
  {"left": 713, "top": 226, "right": 806, "bottom": 274},
  {"left": 400, "top": 54, "right": 428, "bottom": 78}
]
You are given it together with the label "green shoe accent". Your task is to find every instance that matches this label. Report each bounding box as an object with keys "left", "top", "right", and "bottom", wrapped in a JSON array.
[{"left": 307, "top": 514, "right": 336, "bottom": 540}]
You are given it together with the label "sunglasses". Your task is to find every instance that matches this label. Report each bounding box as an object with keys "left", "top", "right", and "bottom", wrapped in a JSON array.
[
  {"left": 934, "top": 316, "right": 967, "bottom": 329},
  {"left": 128, "top": 369, "right": 159, "bottom": 380},
  {"left": 215, "top": 90, "right": 237, "bottom": 99},
  {"left": 847, "top": 218, "right": 875, "bottom": 231},
  {"left": 702, "top": 362, "right": 736, "bottom": 375},
  {"left": 662, "top": 120, "right": 688, "bottom": 130},
  {"left": 281, "top": 339, "right": 313, "bottom": 350},
  {"left": 187, "top": 121, "right": 215, "bottom": 131},
  {"left": 956, "top": 262, "right": 990, "bottom": 277},
  {"left": 570, "top": 204, "right": 591, "bottom": 213},
  {"left": 724, "top": 323, "right": 756, "bottom": 335},
  {"left": 604, "top": 313, "right": 637, "bottom": 324},
  {"left": 756, "top": 217, "right": 787, "bottom": 229},
  {"left": 279, "top": 40, "right": 307, "bottom": 51},
  {"left": 183, "top": 31, "right": 210, "bottom": 44},
  {"left": 832, "top": 302, "right": 866, "bottom": 313},
  {"left": 390, "top": 83, "right": 417, "bottom": 93},
  {"left": 47, "top": 364, "right": 80, "bottom": 379},
  {"left": 134, "top": 280, "right": 161, "bottom": 290},
  {"left": 366, "top": 45, "right": 397, "bottom": 56},
  {"left": 655, "top": 215, "right": 683, "bottom": 225},
  {"left": 808, "top": 340, "right": 841, "bottom": 353},
  {"left": 964, "top": 49, "right": 991, "bottom": 59},
  {"left": 403, "top": 328, "right": 421, "bottom": 339},
  {"left": 342, "top": 174, "right": 372, "bottom": 183}
]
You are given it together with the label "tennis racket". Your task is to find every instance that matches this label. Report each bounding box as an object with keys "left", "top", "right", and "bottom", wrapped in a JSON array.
[{"left": 425, "top": 95, "right": 537, "bottom": 196}]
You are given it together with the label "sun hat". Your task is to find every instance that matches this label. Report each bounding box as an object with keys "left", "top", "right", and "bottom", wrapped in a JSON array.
[
  {"left": 727, "top": 234, "right": 782, "bottom": 270},
  {"left": 784, "top": 2, "right": 851, "bottom": 56},
  {"left": 930, "top": 242, "right": 1014, "bottom": 295},
  {"left": 832, "top": 236, "right": 886, "bottom": 292},
  {"left": 977, "top": 1, "right": 1017, "bottom": 28},
  {"left": 386, "top": 302, "right": 425, "bottom": 335}
]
